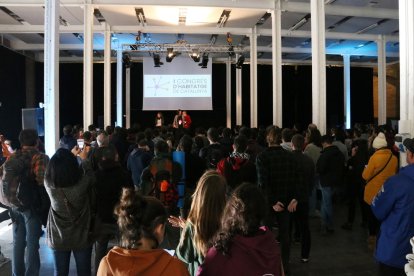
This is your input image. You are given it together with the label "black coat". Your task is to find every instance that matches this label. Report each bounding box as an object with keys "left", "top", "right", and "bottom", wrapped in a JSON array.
[{"left": 317, "top": 145, "right": 345, "bottom": 187}]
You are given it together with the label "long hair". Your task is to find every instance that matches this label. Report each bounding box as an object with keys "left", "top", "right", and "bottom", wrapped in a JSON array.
[
  {"left": 115, "top": 188, "right": 167, "bottom": 249},
  {"left": 45, "top": 148, "right": 82, "bottom": 188},
  {"left": 186, "top": 170, "right": 227, "bottom": 256},
  {"left": 214, "top": 183, "right": 267, "bottom": 254}
]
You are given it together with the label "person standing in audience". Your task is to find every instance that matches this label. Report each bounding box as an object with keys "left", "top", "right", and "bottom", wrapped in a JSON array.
[
  {"left": 197, "top": 183, "right": 283, "bottom": 276},
  {"left": 216, "top": 134, "right": 257, "bottom": 191},
  {"left": 97, "top": 189, "right": 189, "bottom": 276},
  {"left": 199, "top": 128, "right": 226, "bottom": 169},
  {"left": 94, "top": 145, "right": 133, "bottom": 274},
  {"left": 371, "top": 137, "right": 414, "bottom": 276},
  {"left": 316, "top": 134, "right": 344, "bottom": 235},
  {"left": 256, "top": 126, "right": 300, "bottom": 274},
  {"left": 362, "top": 132, "right": 398, "bottom": 250},
  {"left": 291, "top": 134, "right": 314, "bottom": 263},
  {"left": 281, "top": 128, "right": 294, "bottom": 152},
  {"left": 44, "top": 148, "right": 94, "bottom": 276},
  {"left": 169, "top": 170, "right": 227, "bottom": 276},
  {"left": 6, "top": 129, "right": 49, "bottom": 276},
  {"left": 59, "top": 125, "right": 77, "bottom": 150},
  {"left": 127, "top": 137, "right": 153, "bottom": 190}
]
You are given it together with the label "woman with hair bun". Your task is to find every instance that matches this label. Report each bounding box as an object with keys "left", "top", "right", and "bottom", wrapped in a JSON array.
[
  {"left": 97, "top": 188, "right": 189, "bottom": 276},
  {"left": 197, "top": 183, "right": 284, "bottom": 276}
]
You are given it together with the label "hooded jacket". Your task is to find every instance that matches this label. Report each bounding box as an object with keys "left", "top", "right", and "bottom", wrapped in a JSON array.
[
  {"left": 197, "top": 227, "right": 282, "bottom": 276},
  {"left": 97, "top": 246, "right": 189, "bottom": 276},
  {"left": 371, "top": 164, "right": 414, "bottom": 269},
  {"left": 216, "top": 152, "right": 257, "bottom": 190}
]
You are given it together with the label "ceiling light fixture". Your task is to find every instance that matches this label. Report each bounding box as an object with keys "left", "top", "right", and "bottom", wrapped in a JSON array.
[
  {"left": 153, "top": 54, "right": 163, "bottom": 67},
  {"left": 199, "top": 54, "right": 209, "bottom": 68},
  {"left": 325, "top": 0, "right": 338, "bottom": 4},
  {"left": 166, "top": 48, "right": 176, "bottom": 62},
  {"left": 217, "top": 10, "right": 231, "bottom": 28},
  {"left": 135, "top": 8, "right": 147, "bottom": 27},
  {"left": 236, "top": 55, "right": 245, "bottom": 69},
  {"left": 190, "top": 49, "right": 200, "bottom": 62},
  {"left": 289, "top": 14, "right": 311, "bottom": 31},
  {"left": 356, "top": 19, "right": 388, "bottom": 34}
]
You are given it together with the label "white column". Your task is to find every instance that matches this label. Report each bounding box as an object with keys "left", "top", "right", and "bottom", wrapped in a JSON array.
[
  {"left": 250, "top": 26, "right": 258, "bottom": 128},
  {"left": 44, "top": 0, "right": 59, "bottom": 156},
  {"left": 83, "top": 2, "right": 94, "bottom": 130},
  {"left": 272, "top": 1, "right": 283, "bottom": 127},
  {"left": 104, "top": 23, "right": 111, "bottom": 127},
  {"left": 343, "top": 54, "right": 351, "bottom": 129},
  {"left": 399, "top": 0, "right": 414, "bottom": 135},
  {"left": 377, "top": 35, "right": 387, "bottom": 125},
  {"left": 226, "top": 57, "right": 232, "bottom": 128},
  {"left": 311, "top": 0, "right": 327, "bottom": 134},
  {"left": 236, "top": 54, "right": 242, "bottom": 126},
  {"left": 116, "top": 49, "right": 123, "bottom": 127},
  {"left": 125, "top": 67, "right": 131, "bottom": 129}
]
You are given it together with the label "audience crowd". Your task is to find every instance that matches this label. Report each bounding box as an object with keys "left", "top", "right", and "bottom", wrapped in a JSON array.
[{"left": 0, "top": 121, "right": 413, "bottom": 276}]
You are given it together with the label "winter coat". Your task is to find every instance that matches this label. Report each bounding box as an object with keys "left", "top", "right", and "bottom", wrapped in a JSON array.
[
  {"left": 371, "top": 164, "right": 414, "bottom": 269},
  {"left": 316, "top": 145, "right": 345, "bottom": 187},
  {"left": 362, "top": 148, "right": 398, "bottom": 204}
]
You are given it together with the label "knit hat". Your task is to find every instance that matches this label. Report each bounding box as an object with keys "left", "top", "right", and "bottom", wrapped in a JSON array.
[{"left": 372, "top": 132, "right": 387, "bottom": 149}]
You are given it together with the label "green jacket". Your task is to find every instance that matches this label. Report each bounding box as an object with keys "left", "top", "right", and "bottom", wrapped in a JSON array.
[{"left": 176, "top": 222, "right": 204, "bottom": 276}]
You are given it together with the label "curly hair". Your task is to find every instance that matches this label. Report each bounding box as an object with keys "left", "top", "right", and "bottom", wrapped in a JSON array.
[
  {"left": 214, "top": 183, "right": 267, "bottom": 255},
  {"left": 185, "top": 170, "right": 227, "bottom": 256},
  {"left": 115, "top": 188, "right": 167, "bottom": 249}
]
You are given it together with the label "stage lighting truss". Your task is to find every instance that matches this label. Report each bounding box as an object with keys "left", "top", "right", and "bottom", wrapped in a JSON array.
[{"left": 122, "top": 42, "right": 244, "bottom": 60}]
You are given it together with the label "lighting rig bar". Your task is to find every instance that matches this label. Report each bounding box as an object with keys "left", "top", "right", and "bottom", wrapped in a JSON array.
[{"left": 122, "top": 43, "right": 244, "bottom": 55}]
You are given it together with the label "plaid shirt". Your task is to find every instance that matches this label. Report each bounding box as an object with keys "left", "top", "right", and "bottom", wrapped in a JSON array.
[
  {"left": 20, "top": 147, "right": 49, "bottom": 186},
  {"left": 256, "top": 146, "right": 300, "bottom": 207}
]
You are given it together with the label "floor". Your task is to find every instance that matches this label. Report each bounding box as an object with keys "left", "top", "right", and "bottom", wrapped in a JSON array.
[{"left": 0, "top": 202, "right": 378, "bottom": 276}]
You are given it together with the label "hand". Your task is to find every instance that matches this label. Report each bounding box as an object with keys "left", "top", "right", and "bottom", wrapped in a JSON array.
[
  {"left": 351, "top": 146, "right": 358, "bottom": 157},
  {"left": 287, "top": 199, "right": 298, "bottom": 212},
  {"left": 168, "top": 216, "right": 186, "bottom": 229},
  {"left": 71, "top": 145, "right": 81, "bottom": 156},
  {"left": 78, "top": 146, "right": 90, "bottom": 160},
  {"left": 272, "top": 202, "right": 285, "bottom": 212}
]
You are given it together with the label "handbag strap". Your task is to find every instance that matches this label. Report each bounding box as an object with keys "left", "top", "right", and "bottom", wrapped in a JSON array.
[{"left": 366, "top": 153, "right": 393, "bottom": 184}]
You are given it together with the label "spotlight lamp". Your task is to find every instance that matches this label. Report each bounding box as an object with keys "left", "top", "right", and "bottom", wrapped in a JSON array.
[
  {"left": 236, "top": 55, "right": 245, "bottom": 69},
  {"left": 198, "top": 54, "right": 209, "bottom": 68},
  {"left": 228, "top": 45, "right": 235, "bottom": 57},
  {"left": 190, "top": 49, "right": 200, "bottom": 62},
  {"left": 153, "top": 54, "right": 163, "bottom": 67},
  {"left": 166, "top": 48, "right": 176, "bottom": 62}
]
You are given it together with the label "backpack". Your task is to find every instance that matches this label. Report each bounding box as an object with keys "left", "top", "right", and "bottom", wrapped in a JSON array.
[
  {"left": 0, "top": 151, "right": 38, "bottom": 209},
  {"left": 148, "top": 158, "right": 179, "bottom": 211}
]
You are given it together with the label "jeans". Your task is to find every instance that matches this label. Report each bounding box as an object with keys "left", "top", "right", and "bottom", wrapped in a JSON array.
[
  {"left": 52, "top": 247, "right": 92, "bottom": 276},
  {"left": 309, "top": 176, "right": 320, "bottom": 215},
  {"left": 10, "top": 208, "right": 42, "bottom": 276},
  {"left": 94, "top": 223, "right": 118, "bottom": 275},
  {"left": 320, "top": 185, "right": 333, "bottom": 229}
]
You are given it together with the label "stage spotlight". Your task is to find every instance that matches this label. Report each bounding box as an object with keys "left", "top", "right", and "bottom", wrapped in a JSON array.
[
  {"left": 236, "top": 55, "right": 245, "bottom": 69},
  {"left": 198, "top": 54, "right": 209, "bottom": 68},
  {"left": 153, "top": 54, "right": 163, "bottom": 67},
  {"left": 166, "top": 48, "right": 176, "bottom": 62},
  {"left": 123, "top": 53, "right": 131, "bottom": 68},
  {"left": 190, "top": 49, "right": 200, "bottom": 62},
  {"left": 228, "top": 46, "right": 235, "bottom": 57}
]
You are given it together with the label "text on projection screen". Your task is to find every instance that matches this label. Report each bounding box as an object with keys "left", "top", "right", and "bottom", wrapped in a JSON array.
[{"left": 143, "top": 57, "right": 212, "bottom": 110}]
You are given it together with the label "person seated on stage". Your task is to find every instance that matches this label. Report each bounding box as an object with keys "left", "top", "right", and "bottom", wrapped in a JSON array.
[
  {"left": 155, "top": 112, "right": 164, "bottom": 128},
  {"left": 182, "top": 111, "right": 192, "bottom": 129},
  {"left": 173, "top": 109, "right": 183, "bottom": 129}
]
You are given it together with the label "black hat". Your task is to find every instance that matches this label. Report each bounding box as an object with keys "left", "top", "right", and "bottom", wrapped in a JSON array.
[{"left": 403, "top": 138, "right": 414, "bottom": 153}]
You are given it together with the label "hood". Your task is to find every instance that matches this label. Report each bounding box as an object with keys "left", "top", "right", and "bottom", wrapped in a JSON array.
[
  {"left": 401, "top": 164, "right": 414, "bottom": 182},
  {"left": 231, "top": 227, "right": 281, "bottom": 269},
  {"left": 103, "top": 247, "right": 175, "bottom": 275},
  {"left": 229, "top": 152, "right": 250, "bottom": 170}
]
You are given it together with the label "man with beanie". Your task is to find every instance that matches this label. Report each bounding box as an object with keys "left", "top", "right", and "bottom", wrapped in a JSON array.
[
  {"left": 371, "top": 138, "right": 414, "bottom": 275},
  {"left": 362, "top": 132, "right": 397, "bottom": 250}
]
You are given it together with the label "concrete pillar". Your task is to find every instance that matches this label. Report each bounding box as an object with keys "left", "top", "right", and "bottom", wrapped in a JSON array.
[
  {"left": 104, "top": 23, "right": 111, "bottom": 127},
  {"left": 44, "top": 0, "right": 59, "bottom": 156},
  {"left": 343, "top": 55, "right": 351, "bottom": 129},
  {"left": 377, "top": 35, "right": 387, "bottom": 125},
  {"left": 272, "top": 1, "right": 283, "bottom": 127},
  {"left": 399, "top": 0, "right": 414, "bottom": 135},
  {"left": 311, "top": 0, "right": 327, "bottom": 134},
  {"left": 116, "top": 49, "right": 123, "bottom": 127},
  {"left": 83, "top": 2, "right": 94, "bottom": 130},
  {"left": 236, "top": 54, "right": 242, "bottom": 126},
  {"left": 250, "top": 26, "right": 258, "bottom": 128},
  {"left": 226, "top": 57, "right": 232, "bottom": 128},
  {"left": 125, "top": 67, "right": 131, "bottom": 128}
]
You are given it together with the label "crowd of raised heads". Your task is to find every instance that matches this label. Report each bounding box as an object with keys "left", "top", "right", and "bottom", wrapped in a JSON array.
[{"left": 0, "top": 120, "right": 413, "bottom": 276}]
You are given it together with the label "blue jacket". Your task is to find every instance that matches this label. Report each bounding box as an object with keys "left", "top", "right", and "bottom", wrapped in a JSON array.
[
  {"left": 127, "top": 148, "right": 153, "bottom": 187},
  {"left": 371, "top": 164, "right": 414, "bottom": 268}
]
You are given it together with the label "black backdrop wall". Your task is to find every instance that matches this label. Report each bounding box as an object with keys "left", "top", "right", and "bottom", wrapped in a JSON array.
[{"left": 0, "top": 46, "right": 374, "bottom": 141}]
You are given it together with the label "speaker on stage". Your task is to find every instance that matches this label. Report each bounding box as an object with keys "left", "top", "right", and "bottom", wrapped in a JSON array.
[{"left": 21, "top": 108, "right": 44, "bottom": 136}]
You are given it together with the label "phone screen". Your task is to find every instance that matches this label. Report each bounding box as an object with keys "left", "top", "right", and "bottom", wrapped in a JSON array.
[{"left": 77, "top": 139, "right": 85, "bottom": 149}]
